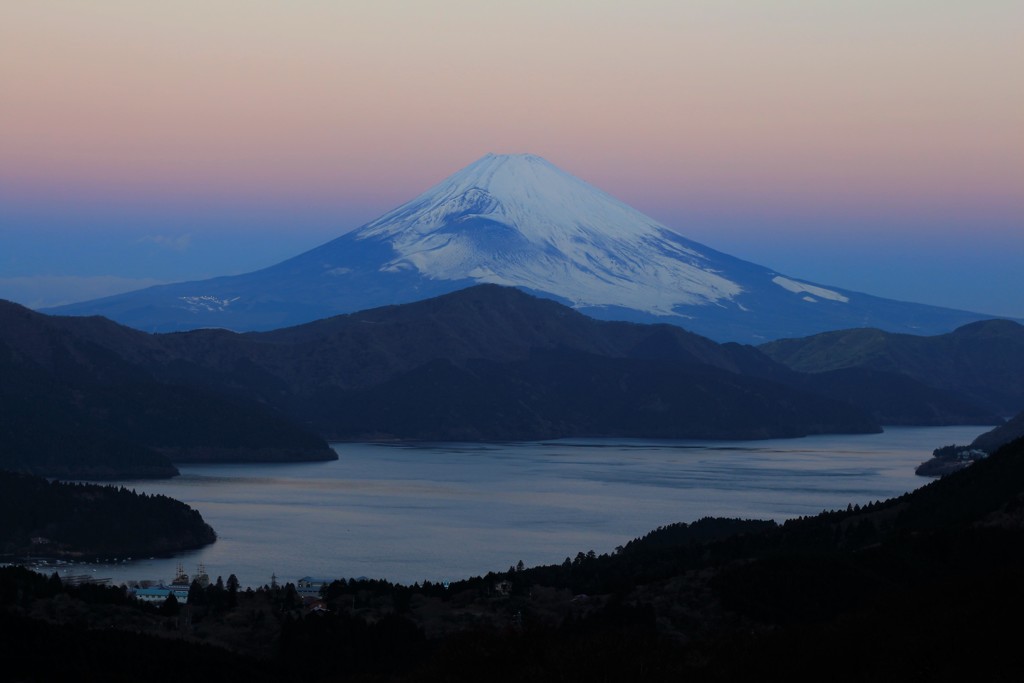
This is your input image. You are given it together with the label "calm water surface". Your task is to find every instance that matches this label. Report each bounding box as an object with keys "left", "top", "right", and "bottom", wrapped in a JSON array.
[{"left": 41, "top": 426, "right": 986, "bottom": 588}]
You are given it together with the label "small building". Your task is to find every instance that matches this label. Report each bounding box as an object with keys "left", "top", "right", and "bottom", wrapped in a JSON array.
[
  {"left": 132, "top": 563, "right": 199, "bottom": 604},
  {"left": 134, "top": 586, "right": 190, "bottom": 604},
  {"left": 296, "top": 576, "right": 334, "bottom": 597}
]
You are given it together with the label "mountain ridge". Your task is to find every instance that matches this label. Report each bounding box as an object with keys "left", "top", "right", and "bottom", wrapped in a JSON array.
[
  {"left": 5, "top": 288, "right": 888, "bottom": 450},
  {"left": 0, "top": 299, "right": 336, "bottom": 479},
  {"left": 2, "top": 286, "right": 1008, "bottom": 476},
  {"left": 759, "top": 318, "right": 1024, "bottom": 416}
]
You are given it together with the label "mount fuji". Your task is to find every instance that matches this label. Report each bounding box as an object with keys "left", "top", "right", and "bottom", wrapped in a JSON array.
[{"left": 49, "top": 153, "right": 998, "bottom": 342}]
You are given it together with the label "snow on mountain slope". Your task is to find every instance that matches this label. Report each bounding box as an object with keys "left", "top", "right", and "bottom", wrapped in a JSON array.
[
  {"left": 353, "top": 153, "right": 740, "bottom": 315},
  {"left": 772, "top": 276, "right": 849, "bottom": 303},
  {"left": 45, "top": 153, "right": 1001, "bottom": 341}
]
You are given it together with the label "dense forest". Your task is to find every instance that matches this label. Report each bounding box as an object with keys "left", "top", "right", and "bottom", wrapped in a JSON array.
[
  {"left": 0, "top": 470, "right": 215, "bottom": 558},
  {"left": 4, "top": 435, "right": 1024, "bottom": 680}
]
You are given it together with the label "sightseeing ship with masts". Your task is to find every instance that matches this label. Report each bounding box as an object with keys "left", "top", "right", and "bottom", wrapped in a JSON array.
[{"left": 132, "top": 563, "right": 209, "bottom": 604}]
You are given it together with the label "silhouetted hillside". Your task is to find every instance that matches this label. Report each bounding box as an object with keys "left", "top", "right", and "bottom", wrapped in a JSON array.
[
  {"left": 317, "top": 348, "right": 879, "bottom": 440},
  {"left": 760, "top": 319, "right": 1024, "bottom": 415},
  {"left": 791, "top": 366, "right": 1001, "bottom": 426},
  {"left": 0, "top": 300, "right": 335, "bottom": 479},
  {"left": 124, "top": 286, "right": 886, "bottom": 440},
  {"left": 972, "top": 410, "right": 1024, "bottom": 452},
  {"left": 0, "top": 470, "right": 215, "bottom": 558},
  {"left": 6, "top": 287, "right": 1009, "bottom": 465},
  {"left": 3, "top": 290, "right": 886, "bottom": 447}
]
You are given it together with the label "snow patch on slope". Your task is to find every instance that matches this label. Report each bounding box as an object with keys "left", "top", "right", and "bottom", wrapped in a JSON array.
[
  {"left": 772, "top": 276, "right": 849, "bottom": 303},
  {"left": 178, "top": 295, "right": 240, "bottom": 312}
]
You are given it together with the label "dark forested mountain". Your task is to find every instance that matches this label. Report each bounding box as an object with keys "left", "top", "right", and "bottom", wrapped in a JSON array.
[
  {"left": 146, "top": 286, "right": 899, "bottom": 439},
  {"left": 760, "top": 319, "right": 1024, "bottom": 416},
  {"left": 0, "top": 300, "right": 335, "bottom": 479},
  {"left": 2, "top": 288, "right": 1007, "bottom": 481},
  {"left": 147, "top": 285, "right": 997, "bottom": 436},
  {"left": 0, "top": 470, "right": 215, "bottom": 558},
  {"left": 3, "top": 286, "right": 1008, "bottom": 469},
  {"left": 4, "top": 289, "right": 881, "bottom": 445},
  {"left": 788, "top": 367, "right": 1002, "bottom": 426},
  {"left": 971, "top": 410, "right": 1024, "bottom": 453}
]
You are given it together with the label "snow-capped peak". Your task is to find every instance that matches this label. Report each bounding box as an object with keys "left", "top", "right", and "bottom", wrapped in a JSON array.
[
  {"left": 360, "top": 153, "right": 664, "bottom": 243},
  {"left": 353, "top": 153, "right": 742, "bottom": 315}
]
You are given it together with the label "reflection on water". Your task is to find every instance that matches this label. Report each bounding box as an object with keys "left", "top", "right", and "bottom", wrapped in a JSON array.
[{"left": 39, "top": 426, "right": 986, "bottom": 588}]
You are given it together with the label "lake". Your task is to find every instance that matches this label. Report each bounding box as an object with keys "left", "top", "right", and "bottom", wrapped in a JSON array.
[{"left": 37, "top": 425, "right": 986, "bottom": 588}]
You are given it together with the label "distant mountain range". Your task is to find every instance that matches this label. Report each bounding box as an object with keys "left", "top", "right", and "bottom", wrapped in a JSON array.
[
  {"left": 46, "top": 153, "right": 1003, "bottom": 343},
  {"left": 3, "top": 286, "right": 1011, "bottom": 477},
  {"left": 759, "top": 319, "right": 1024, "bottom": 416}
]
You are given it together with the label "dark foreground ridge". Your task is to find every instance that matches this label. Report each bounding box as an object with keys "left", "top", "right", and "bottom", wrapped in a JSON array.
[{"left": 5, "top": 435, "right": 1024, "bottom": 681}]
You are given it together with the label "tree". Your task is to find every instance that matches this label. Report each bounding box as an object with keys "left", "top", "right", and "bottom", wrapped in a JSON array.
[
  {"left": 226, "top": 574, "right": 239, "bottom": 608},
  {"left": 160, "top": 592, "right": 180, "bottom": 615},
  {"left": 281, "top": 583, "right": 300, "bottom": 611},
  {"left": 187, "top": 579, "right": 206, "bottom": 607},
  {"left": 46, "top": 572, "right": 62, "bottom": 596}
]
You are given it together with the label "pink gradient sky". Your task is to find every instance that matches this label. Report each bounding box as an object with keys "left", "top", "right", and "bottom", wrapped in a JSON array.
[{"left": 1, "top": 1, "right": 1022, "bottom": 317}]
